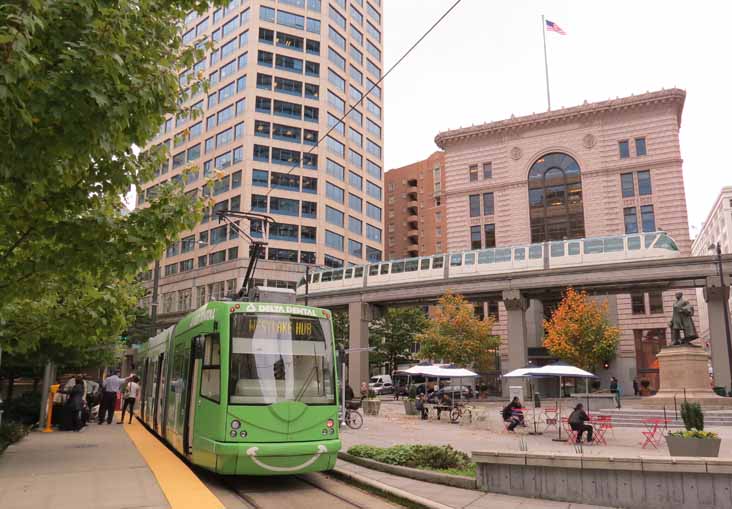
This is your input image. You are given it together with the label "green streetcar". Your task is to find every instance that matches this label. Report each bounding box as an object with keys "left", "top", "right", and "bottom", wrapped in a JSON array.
[{"left": 134, "top": 299, "right": 341, "bottom": 475}]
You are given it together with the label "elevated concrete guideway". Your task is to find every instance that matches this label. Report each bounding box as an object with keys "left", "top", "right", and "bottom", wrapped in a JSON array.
[{"left": 297, "top": 255, "right": 732, "bottom": 395}]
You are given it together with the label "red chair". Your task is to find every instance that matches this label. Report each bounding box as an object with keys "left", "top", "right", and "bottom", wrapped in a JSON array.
[{"left": 561, "top": 417, "right": 579, "bottom": 444}]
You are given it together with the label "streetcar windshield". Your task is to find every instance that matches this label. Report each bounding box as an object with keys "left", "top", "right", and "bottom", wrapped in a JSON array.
[{"left": 228, "top": 313, "right": 336, "bottom": 405}]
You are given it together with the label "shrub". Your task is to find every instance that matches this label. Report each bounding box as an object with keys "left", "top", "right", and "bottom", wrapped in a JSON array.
[
  {"left": 640, "top": 380, "right": 651, "bottom": 389},
  {"left": 347, "top": 444, "right": 471, "bottom": 470},
  {"left": 680, "top": 401, "right": 704, "bottom": 431},
  {"left": 368, "top": 389, "right": 377, "bottom": 399},
  {"left": 1, "top": 392, "right": 42, "bottom": 425},
  {"left": 408, "top": 385, "right": 417, "bottom": 400},
  {"left": 668, "top": 430, "right": 718, "bottom": 439},
  {"left": 0, "top": 421, "right": 29, "bottom": 453}
]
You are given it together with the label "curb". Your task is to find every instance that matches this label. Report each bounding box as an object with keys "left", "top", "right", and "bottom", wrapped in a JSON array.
[
  {"left": 332, "top": 465, "right": 453, "bottom": 509},
  {"left": 338, "top": 452, "right": 476, "bottom": 490}
]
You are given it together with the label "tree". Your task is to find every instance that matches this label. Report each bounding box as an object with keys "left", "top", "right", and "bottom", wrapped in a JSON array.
[
  {"left": 369, "top": 307, "right": 428, "bottom": 374},
  {"left": 0, "top": 1, "right": 220, "bottom": 354},
  {"left": 332, "top": 310, "right": 349, "bottom": 351},
  {"left": 417, "top": 292, "right": 500, "bottom": 367},
  {"left": 543, "top": 288, "right": 620, "bottom": 372}
]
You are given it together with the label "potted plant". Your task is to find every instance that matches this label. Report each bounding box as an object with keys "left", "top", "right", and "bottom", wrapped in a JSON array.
[
  {"left": 404, "top": 385, "right": 418, "bottom": 415},
  {"left": 665, "top": 401, "right": 721, "bottom": 457},
  {"left": 639, "top": 379, "right": 652, "bottom": 396},
  {"left": 363, "top": 389, "right": 381, "bottom": 416}
]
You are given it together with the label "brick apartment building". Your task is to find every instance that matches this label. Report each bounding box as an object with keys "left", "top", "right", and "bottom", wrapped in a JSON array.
[{"left": 384, "top": 151, "right": 446, "bottom": 259}]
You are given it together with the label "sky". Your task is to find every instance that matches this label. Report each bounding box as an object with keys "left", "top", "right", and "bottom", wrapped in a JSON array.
[{"left": 382, "top": 0, "right": 732, "bottom": 235}]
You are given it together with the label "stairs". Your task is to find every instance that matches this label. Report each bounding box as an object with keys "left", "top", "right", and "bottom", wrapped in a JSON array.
[{"left": 594, "top": 408, "right": 732, "bottom": 428}]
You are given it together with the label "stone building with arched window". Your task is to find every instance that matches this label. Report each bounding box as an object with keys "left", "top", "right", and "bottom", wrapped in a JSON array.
[{"left": 434, "top": 89, "right": 697, "bottom": 392}]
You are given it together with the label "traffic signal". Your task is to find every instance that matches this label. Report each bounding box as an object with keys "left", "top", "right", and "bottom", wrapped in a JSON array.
[{"left": 603, "top": 361, "right": 610, "bottom": 369}]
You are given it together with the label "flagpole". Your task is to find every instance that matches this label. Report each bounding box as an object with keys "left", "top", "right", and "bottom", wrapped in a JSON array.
[{"left": 541, "top": 14, "right": 551, "bottom": 111}]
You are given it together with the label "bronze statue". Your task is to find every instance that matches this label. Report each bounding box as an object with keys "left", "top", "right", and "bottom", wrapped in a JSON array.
[{"left": 669, "top": 291, "right": 698, "bottom": 345}]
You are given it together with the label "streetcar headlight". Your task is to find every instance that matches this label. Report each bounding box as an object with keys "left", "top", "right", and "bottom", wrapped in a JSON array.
[
  {"left": 321, "top": 429, "right": 328, "bottom": 435},
  {"left": 326, "top": 419, "right": 334, "bottom": 428},
  {"left": 329, "top": 428, "right": 335, "bottom": 435},
  {"left": 230, "top": 430, "right": 238, "bottom": 438},
  {"left": 240, "top": 430, "right": 248, "bottom": 438},
  {"left": 231, "top": 419, "right": 241, "bottom": 430}
]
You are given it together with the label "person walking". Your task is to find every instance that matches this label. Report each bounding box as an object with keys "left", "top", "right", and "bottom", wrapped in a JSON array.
[
  {"left": 98, "top": 370, "right": 131, "bottom": 425},
  {"left": 632, "top": 378, "right": 640, "bottom": 397},
  {"left": 609, "top": 376, "right": 621, "bottom": 409},
  {"left": 119, "top": 376, "right": 140, "bottom": 424},
  {"left": 568, "top": 403, "right": 593, "bottom": 443},
  {"left": 59, "top": 376, "right": 86, "bottom": 431}
]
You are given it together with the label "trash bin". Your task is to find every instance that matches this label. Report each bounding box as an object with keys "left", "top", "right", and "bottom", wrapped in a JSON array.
[{"left": 509, "top": 386, "right": 524, "bottom": 403}]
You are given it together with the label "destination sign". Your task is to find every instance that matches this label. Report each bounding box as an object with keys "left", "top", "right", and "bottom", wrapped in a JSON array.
[{"left": 232, "top": 314, "right": 325, "bottom": 342}]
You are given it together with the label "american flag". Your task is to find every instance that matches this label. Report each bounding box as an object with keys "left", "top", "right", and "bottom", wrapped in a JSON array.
[{"left": 545, "top": 19, "right": 566, "bottom": 35}]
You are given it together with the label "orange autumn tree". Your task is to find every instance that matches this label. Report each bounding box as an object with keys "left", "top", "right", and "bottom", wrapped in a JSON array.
[
  {"left": 416, "top": 291, "right": 500, "bottom": 366},
  {"left": 544, "top": 288, "right": 620, "bottom": 372}
]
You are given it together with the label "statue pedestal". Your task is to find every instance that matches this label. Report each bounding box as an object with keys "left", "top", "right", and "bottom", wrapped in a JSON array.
[{"left": 639, "top": 346, "right": 732, "bottom": 409}]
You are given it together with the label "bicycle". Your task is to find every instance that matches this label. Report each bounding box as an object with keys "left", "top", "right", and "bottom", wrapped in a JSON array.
[
  {"left": 344, "top": 408, "right": 363, "bottom": 429},
  {"left": 449, "top": 404, "right": 473, "bottom": 424}
]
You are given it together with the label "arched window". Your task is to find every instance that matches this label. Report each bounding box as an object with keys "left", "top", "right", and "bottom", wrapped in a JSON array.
[{"left": 528, "top": 152, "right": 585, "bottom": 243}]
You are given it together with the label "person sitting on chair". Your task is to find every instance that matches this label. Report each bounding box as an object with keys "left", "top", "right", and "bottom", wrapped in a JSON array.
[
  {"left": 502, "top": 396, "right": 524, "bottom": 432},
  {"left": 568, "top": 403, "right": 593, "bottom": 443}
]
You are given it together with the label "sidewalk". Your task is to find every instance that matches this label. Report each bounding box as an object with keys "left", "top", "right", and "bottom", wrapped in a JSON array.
[
  {"left": 0, "top": 421, "right": 169, "bottom": 509},
  {"left": 335, "top": 459, "right": 609, "bottom": 509}
]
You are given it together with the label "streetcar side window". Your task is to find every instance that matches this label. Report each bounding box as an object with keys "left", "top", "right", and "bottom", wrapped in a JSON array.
[
  {"left": 344, "top": 268, "right": 353, "bottom": 279},
  {"left": 332, "top": 269, "right": 343, "bottom": 281},
  {"left": 584, "top": 239, "right": 604, "bottom": 254},
  {"left": 478, "top": 250, "right": 494, "bottom": 264},
  {"left": 380, "top": 263, "right": 390, "bottom": 275},
  {"left": 450, "top": 254, "right": 463, "bottom": 267},
  {"left": 354, "top": 267, "right": 364, "bottom": 277},
  {"left": 369, "top": 265, "right": 379, "bottom": 276},
  {"left": 644, "top": 234, "right": 656, "bottom": 248},
  {"left": 321, "top": 271, "right": 332, "bottom": 282},
  {"left": 392, "top": 261, "right": 405, "bottom": 274},
  {"left": 514, "top": 247, "right": 526, "bottom": 260},
  {"left": 312, "top": 273, "right": 320, "bottom": 283},
  {"left": 420, "top": 258, "right": 430, "bottom": 270},
  {"left": 627, "top": 236, "right": 641, "bottom": 250},
  {"left": 405, "top": 259, "right": 419, "bottom": 272},
  {"left": 550, "top": 242, "right": 565, "bottom": 257},
  {"left": 495, "top": 248, "right": 512, "bottom": 262},
  {"left": 529, "top": 245, "right": 543, "bottom": 259},
  {"left": 464, "top": 253, "right": 475, "bottom": 265},
  {"left": 201, "top": 335, "right": 220, "bottom": 402},
  {"left": 604, "top": 237, "right": 624, "bottom": 252},
  {"left": 432, "top": 256, "right": 444, "bottom": 269},
  {"left": 568, "top": 242, "right": 580, "bottom": 255}
]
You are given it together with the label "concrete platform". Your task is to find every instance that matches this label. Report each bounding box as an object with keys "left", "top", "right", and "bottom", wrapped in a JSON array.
[{"left": 0, "top": 421, "right": 169, "bottom": 509}]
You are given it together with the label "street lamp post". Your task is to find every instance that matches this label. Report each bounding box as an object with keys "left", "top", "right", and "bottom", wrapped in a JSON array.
[
  {"left": 150, "top": 259, "right": 160, "bottom": 336},
  {"left": 710, "top": 242, "right": 732, "bottom": 391}
]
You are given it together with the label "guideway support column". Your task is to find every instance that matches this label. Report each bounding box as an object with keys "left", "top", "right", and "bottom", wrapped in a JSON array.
[
  {"left": 348, "top": 302, "right": 372, "bottom": 391},
  {"left": 705, "top": 276, "right": 732, "bottom": 390},
  {"left": 502, "top": 289, "right": 529, "bottom": 396}
]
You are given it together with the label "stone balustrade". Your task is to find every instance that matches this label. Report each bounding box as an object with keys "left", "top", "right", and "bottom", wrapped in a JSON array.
[{"left": 473, "top": 450, "right": 732, "bottom": 509}]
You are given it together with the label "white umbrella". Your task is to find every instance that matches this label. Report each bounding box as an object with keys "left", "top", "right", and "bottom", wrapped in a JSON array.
[{"left": 503, "top": 367, "right": 538, "bottom": 378}]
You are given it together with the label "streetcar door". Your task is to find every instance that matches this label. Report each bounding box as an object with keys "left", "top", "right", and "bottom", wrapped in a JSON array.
[
  {"left": 141, "top": 358, "right": 149, "bottom": 421},
  {"left": 153, "top": 352, "right": 164, "bottom": 433},
  {"left": 184, "top": 336, "right": 203, "bottom": 456}
]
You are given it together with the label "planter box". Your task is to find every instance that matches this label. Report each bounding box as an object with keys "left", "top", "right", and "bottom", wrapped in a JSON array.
[
  {"left": 363, "top": 399, "right": 381, "bottom": 416},
  {"left": 403, "top": 400, "right": 417, "bottom": 415},
  {"left": 665, "top": 435, "right": 721, "bottom": 457}
]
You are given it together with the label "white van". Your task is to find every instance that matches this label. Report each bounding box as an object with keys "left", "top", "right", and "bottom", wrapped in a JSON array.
[{"left": 369, "top": 375, "right": 392, "bottom": 386}]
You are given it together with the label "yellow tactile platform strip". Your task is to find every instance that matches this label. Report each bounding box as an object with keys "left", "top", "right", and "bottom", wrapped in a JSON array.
[{"left": 124, "top": 420, "right": 224, "bottom": 509}]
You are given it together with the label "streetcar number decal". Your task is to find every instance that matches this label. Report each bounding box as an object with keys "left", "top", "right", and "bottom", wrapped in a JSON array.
[{"left": 246, "top": 445, "right": 328, "bottom": 473}]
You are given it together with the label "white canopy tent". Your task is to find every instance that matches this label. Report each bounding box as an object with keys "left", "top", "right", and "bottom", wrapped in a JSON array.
[
  {"left": 395, "top": 363, "right": 479, "bottom": 408},
  {"left": 503, "top": 362, "right": 599, "bottom": 439}
]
